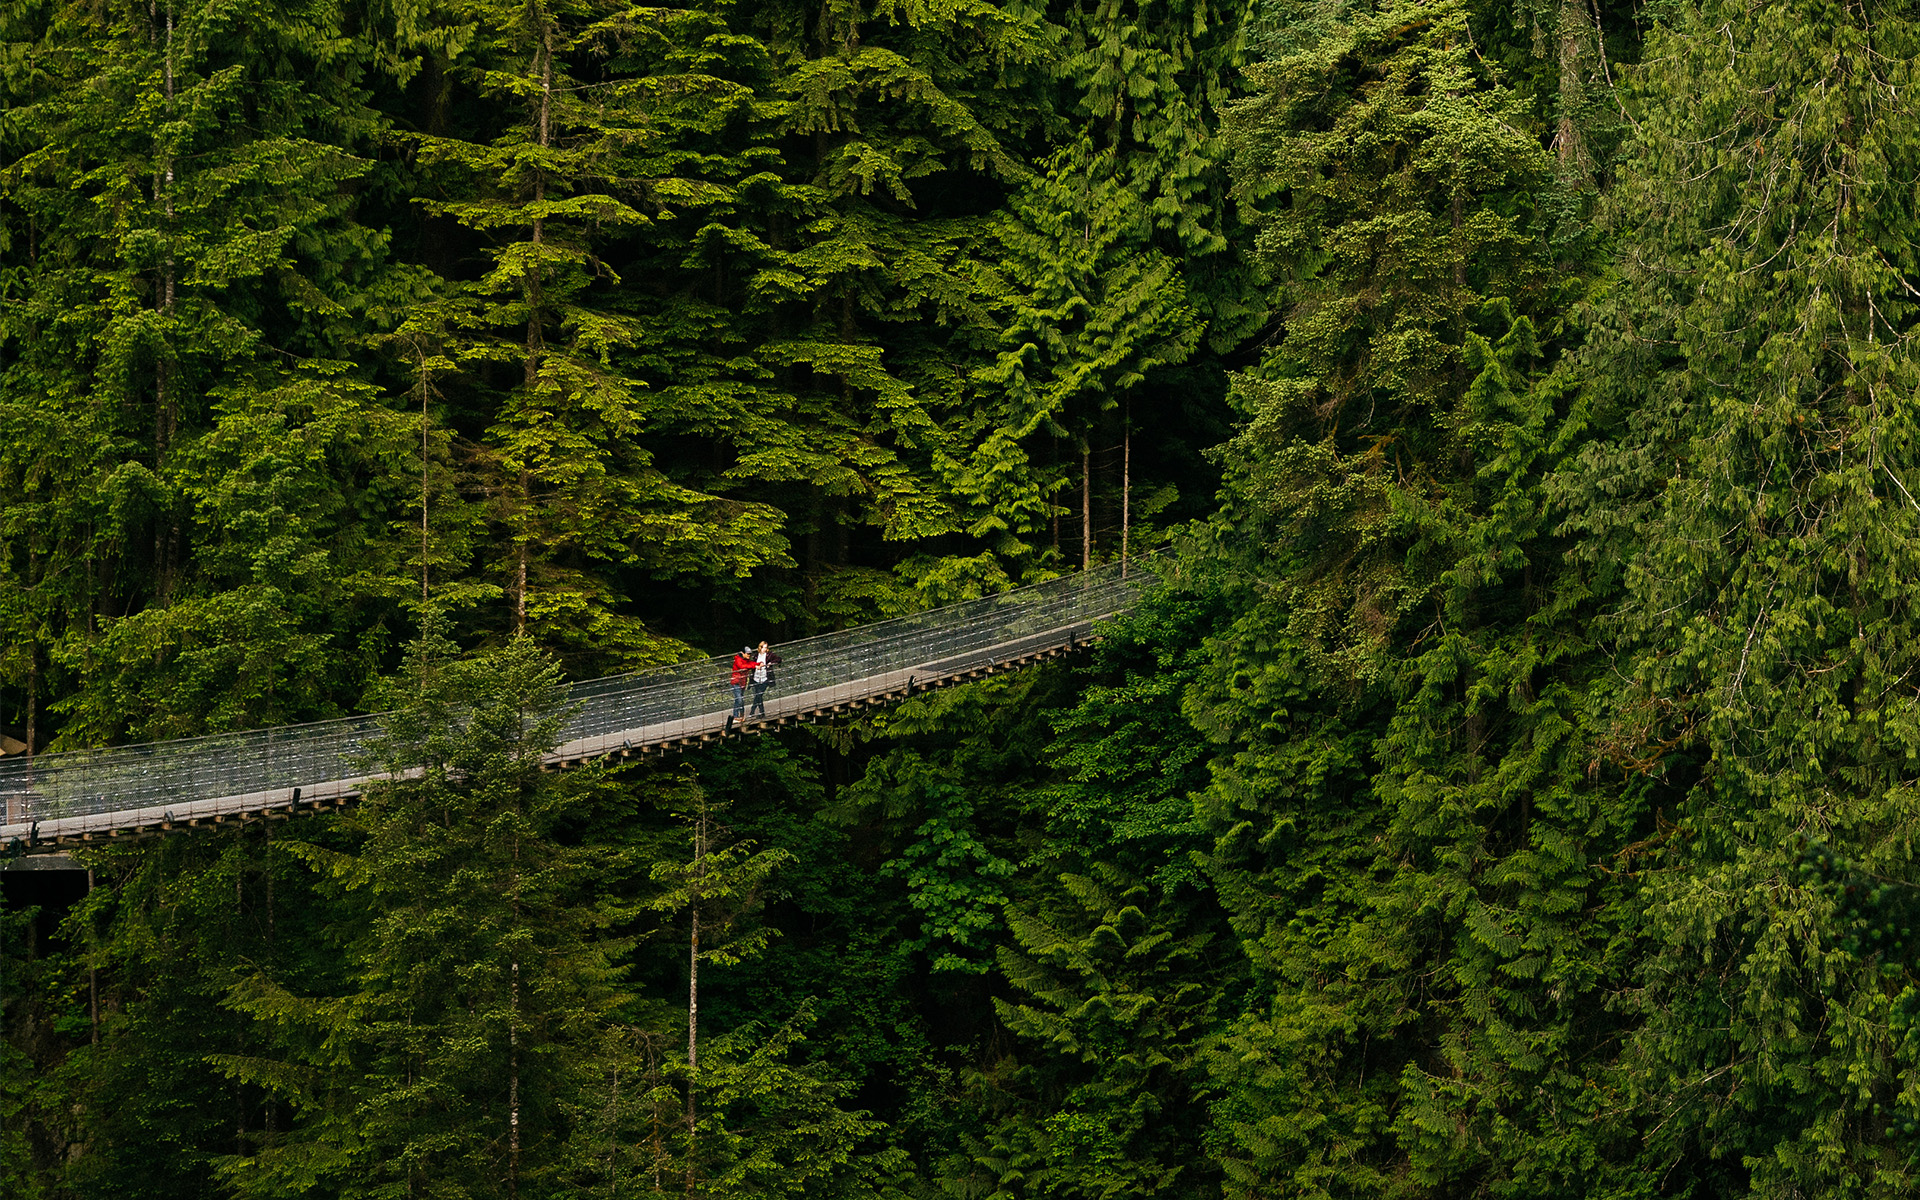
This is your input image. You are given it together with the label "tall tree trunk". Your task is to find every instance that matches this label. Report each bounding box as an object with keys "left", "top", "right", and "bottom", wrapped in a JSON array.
[
  {"left": 1051, "top": 435, "right": 1061, "bottom": 560},
  {"left": 1554, "top": 0, "right": 1592, "bottom": 177},
  {"left": 509, "top": 959, "right": 521, "bottom": 1198},
  {"left": 1121, "top": 400, "right": 1130, "bottom": 575},
  {"left": 685, "top": 808, "right": 706, "bottom": 1200},
  {"left": 516, "top": 522, "right": 529, "bottom": 637},
  {"left": 153, "top": 0, "right": 179, "bottom": 602},
  {"left": 509, "top": 776, "right": 525, "bottom": 1198},
  {"left": 264, "top": 820, "right": 276, "bottom": 1136},
  {"left": 604, "top": 1063, "right": 621, "bottom": 1200},
  {"left": 517, "top": 16, "right": 555, "bottom": 639},
  {"left": 647, "top": 1035, "right": 665, "bottom": 1194},
  {"left": 1452, "top": 190, "right": 1468, "bottom": 394},
  {"left": 420, "top": 350, "right": 431, "bottom": 607},
  {"left": 87, "top": 867, "right": 99, "bottom": 1046},
  {"left": 236, "top": 857, "right": 248, "bottom": 1145},
  {"left": 1081, "top": 437, "right": 1092, "bottom": 570},
  {"left": 804, "top": 516, "right": 821, "bottom": 622},
  {"left": 263, "top": 823, "right": 273, "bottom": 947}
]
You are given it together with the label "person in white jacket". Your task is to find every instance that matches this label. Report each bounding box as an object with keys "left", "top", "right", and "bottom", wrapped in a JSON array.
[{"left": 750, "top": 641, "right": 781, "bottom": 717}]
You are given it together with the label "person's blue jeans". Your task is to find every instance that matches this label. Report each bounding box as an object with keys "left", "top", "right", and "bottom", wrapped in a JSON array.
[{"left": 731, "top": 684, "right": 746, "bottom": 719}]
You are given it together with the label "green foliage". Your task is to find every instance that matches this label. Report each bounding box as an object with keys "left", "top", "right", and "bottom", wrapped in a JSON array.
[
  {"left": 970, "top": 862, "right": 1222, "bottom": 1200},
  {"left": 678, "top": 1011, "right": 909, "bottom": 1200},
  {"left": 18, "top": 833, "right": 298, "bottom": 1200},
  {"left": 1557, "top": 0, "right": 1920, "bottom": 1191},
  {"left": 954, "top": 144, "right": 1202, "bottom": 568},
  {"left": 215, "top": 624, "right": 632, "bottom": 1198},
  {"left": 1178, "top": 1, "right": 1640, "bottom": 1195},
  {"left": 0, "top": 0, "right": 1239, "bottom": 732},
  {"left": 413, "top": 0, "right": 795, "bottom": 663},
  {"left": 0, "top": 0, "right": 416, "bottom": 742},
  {"left": 1028, "top": 586, "right": 1222, "bottom": 883},
  {"left": 882, "top": 780, "right": 1017, "bottom": 974},
  {"left": 30, "top": 0, "right": 1920, "bottom": 1197}
]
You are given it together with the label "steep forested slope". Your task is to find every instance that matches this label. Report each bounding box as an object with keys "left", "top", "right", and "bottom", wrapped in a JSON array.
[
  {"left": 7, "top": 0, "right": 1920, "bottom": 1198},
  {"left": 0, "top": 0, "right": 1246, "bottom": 742}
]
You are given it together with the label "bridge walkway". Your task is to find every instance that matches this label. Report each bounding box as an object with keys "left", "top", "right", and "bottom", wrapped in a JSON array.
[{"left": 0, "top": 564, "right": 1145, "bottom": 851}]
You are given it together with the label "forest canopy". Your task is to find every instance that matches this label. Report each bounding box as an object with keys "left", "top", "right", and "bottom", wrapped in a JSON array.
[{"left": 5, "top": 0, "right": 1920, "bottom": 1196}]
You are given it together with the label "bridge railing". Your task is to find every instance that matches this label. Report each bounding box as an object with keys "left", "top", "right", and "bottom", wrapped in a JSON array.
[
  {"left": 561, "top": 560, "right": 1139, "bottom": 747},
  {"left": 0, "top": 561, "right": 1146, "bottom": 827}
]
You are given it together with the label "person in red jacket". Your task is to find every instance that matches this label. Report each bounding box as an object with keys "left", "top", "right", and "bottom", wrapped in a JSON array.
[{"left": 726, "top": 646, "right": 755, "bottom": 731}]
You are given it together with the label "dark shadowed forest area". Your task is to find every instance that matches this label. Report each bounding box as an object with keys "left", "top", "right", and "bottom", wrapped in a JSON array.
[{"left": 6, "top": 0, "right": 1920, "bottom": 1195}]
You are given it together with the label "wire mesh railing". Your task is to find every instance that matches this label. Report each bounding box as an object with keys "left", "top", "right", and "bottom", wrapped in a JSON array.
[{"left": 0, "top": 560, "right": 1149, "bottom": 834}]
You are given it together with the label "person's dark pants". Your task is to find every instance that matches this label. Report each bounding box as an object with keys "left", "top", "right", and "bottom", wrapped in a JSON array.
[
  {"left": 730, "top": 684, "right": 746, "bottom": 720},
  {"left": 751, "top": 682, "right": 769, "bottom": 716}
]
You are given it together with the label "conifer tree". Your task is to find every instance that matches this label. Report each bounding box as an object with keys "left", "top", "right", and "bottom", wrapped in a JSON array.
[
  {"left": 1196, "top": 0, "right": 1629, "bottom": 1192},
  {"left": 623, "top": 0, "right": 1056, "bottom": 613},
  {"left": 917, "top": 591, "right": 1228, "bottom": 1197},
  {"left": 415, "top": 0, "right": 790, "bottom": 667},
  {"left": 970, "top": 863, "right": 1221, "bottom": 1200},
  {"left": 641, "top": 789, "right": 896, "bottom": 1198},
  {"left": 1050, "top": 0, "right": 1257, "bottom": 329},
  {"left": 0, "top": 828, "right": 300, "bottom": 1199},
  {"left": 0, "top": 0, "right": 416, "bottom": 742},
  {"left": 644, "top": 782, "right": 788, "bottom": 1188},
  {"left": 217, "top": 622, "right": 631, "bottom": 1198},
  {"left": 954, "top": 145, "right": 1200, "bottom": 574},
  {"left": 1563, "top": 0, "right": 1920, "bottom": 1190}
]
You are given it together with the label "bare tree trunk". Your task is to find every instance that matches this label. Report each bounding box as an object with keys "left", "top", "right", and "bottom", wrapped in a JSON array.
[
  {"left": 1081, "top": 437, "right": 1092, "bottom": 571},
  {"left": 264, "top": 823, "right": 276, "bottom": 1140},
  {"left": 1051, "top": 436, "right": 1061, "bottom": 560},
  {"left": 87, "top": 868, "right": 99, "bottom": 1046},
  {"left": 516, "top": 535, "right": 529, "bottom": 637},
  {"left": 647, "top": 1035, "right": 665, "bottom": 1195},
  {"left": 1553, "top": 0, "right": 1592, "bottom": 178},
  {"left": 686, "top": 909, "right": 700, "bottom": 1076},
  {"left": 421, "top": 350, "right": 431, "bottom": 607},
  {"left": 510, "top": 959, "right": 521, "bottom": 1199},
  {"left": 509, "top": 744, "right": 526, "bottom": 1199},
  {"left": 685, "top": 809, "right": 706, "bottom": 1200},
  {"left": 605, "top": 1063, "right": 621, "bottom": 1200},
  {"left": 236, "top": 851, "right": 247, "bottom": 1153},
  {"left": 516, "top": 19, "right": 555, "bottom": 639},
  {"left": 684, "top": 899, "right": 699, "bottom": 1198},
  {"left": 1452, "top": 191, "right": 1468, "bottom": 393},
  {"left": 1121, "top": 400, "right": 1131, "bottom": 576}
]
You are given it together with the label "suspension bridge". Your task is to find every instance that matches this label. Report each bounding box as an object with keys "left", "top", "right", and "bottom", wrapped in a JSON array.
[{"left": 0, "top": 562, "right": 1149, "bottom": 853}]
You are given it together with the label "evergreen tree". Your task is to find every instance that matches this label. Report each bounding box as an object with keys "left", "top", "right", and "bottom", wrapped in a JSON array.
[
  {"left": 414, "top": 0, "right": 791, "bottom": 667},
  {"left": 622, "top": 0, "right": 1058, "bottom": 616},
  {"left": 964, "top": 862, "right": 1222, "bottom": 1200},
  {"left": 1562, "top": 0, "right": 1920, "bottom": 1190},
  {"left": 953, "top": 144, "right": 1201, "bottom": 576},
  {"left": 217, "top": 623, "right": 631, "bottom": 1198},
  {"left": 648, "top": 887, "right": 898, "bottom": 1196},
  {"left": 1048, "top": 0, "right": 1258, "bottom": 329},
  {"left": 0, "top": 831, "right": 300, "bottom": 1199},
  {"left": 1195, "top": 0, "right": 1630, "bottom": 1192},
  {"left": 0, "top": 0, "right": 416, "bottom": 742}
]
